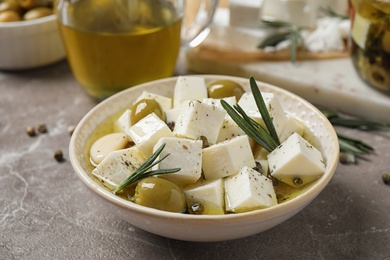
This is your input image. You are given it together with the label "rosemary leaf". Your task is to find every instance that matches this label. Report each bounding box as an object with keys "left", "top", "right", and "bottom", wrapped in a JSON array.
[
  {"left": 113, "top": 143, "right": 181, "bottom": 194},
  {"left": 337, "top": 132, "right": 374, "bottom": 155},
  {"left": 258, "top": 31, "right": 290, "bottom": 48},
  {"left": 320, "top": 108, "right": 389, "bottom": 131},
  {"left": 249, "top": 77, "right": 280, "bottom": 145},
  {"left": 221, "top": 100, "right": 275, "bottom": 151},
  {"left": 220, "top": 77, "right": 280, "bottom": 152},
  {"left": 319, "top": 6, "right": 349, "bottom": 20},
  {"left": 261, "top": 19, "right": 293, "bottom": 28}
]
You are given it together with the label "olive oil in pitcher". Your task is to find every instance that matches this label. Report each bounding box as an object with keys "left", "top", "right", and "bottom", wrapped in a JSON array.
[{"left": 57, "top": 0, "right": 182, "bottom": 99}]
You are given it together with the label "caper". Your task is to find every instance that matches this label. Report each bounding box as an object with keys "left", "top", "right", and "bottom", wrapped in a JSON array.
[
  {"left": 131, "top": 99, "right": 166, "bottom": 125},
  {"left": 133, "top": 177, "right": 186, "bottom": 213},
  {"left": 293, "top": 177, "right": 303, "bottom": 186},
  {"left": 23, "top": 6, "right": 52, "bottom": 20},
  {"left": 207, "top": 80, "right": 245, "bottom": 100},
  {"left": 0, "top": 10, "right": 21, "bottom": 22}
]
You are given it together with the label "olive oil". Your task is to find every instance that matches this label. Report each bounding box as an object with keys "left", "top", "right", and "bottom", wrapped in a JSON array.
[
  {"left": 350, "top": 0, "right": 390, "bottom": 92},
  {"left": 57, "top": 0, "right": 182, "bottom": 99},
  {"left": 84, "top": 105, "right": 322, "bottom": 210}
]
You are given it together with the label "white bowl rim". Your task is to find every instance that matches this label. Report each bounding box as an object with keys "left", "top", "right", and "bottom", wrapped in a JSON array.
[
  {"left": 0, "top": 14, "right": 56, "bottom": 28},
  {"left": 69, "top": 74, "right": 339, "bottom": 223}
]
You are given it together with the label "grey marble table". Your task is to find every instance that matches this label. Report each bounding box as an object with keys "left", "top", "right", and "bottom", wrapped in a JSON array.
[{"left": 1, "top": 59, "right": 390, "bottom": 260}]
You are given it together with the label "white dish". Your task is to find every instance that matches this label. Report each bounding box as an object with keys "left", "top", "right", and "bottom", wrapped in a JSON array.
[
  {"left": 69, "top": 75, "right": 339, "bottom": 242},
  {"left": 0, "top": 14, "right": 65, "bottom": 70}
]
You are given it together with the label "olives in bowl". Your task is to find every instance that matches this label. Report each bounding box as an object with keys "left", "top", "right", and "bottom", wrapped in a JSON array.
[
  {"left": 69, "top": 75, "right": 339, "bottom": 242},
  {"left": 0, "top": 0, "right": 65, "bottom": 70}
]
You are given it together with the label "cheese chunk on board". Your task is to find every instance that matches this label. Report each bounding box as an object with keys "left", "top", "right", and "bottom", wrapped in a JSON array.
[
  {"left": 225, "top": 166, "right": 277, "bottom": 213},
  {"left": 267, "top": 132, "right": 325, "bottom": 187}
]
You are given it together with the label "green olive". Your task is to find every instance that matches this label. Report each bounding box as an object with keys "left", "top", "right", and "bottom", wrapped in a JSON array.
[
  {"left": 0, "top": 10, "right": 21, "bottom": 22},
  {"left": 23, "top": 6, "right": 52, "bottom": 20},
  {"left": 0, "top": 0, "right": 21, "bottom": 13},
  {"left": 134, "top": 177, "right": 186, "bottom": 213},
  {"left": 207, "top": 80, "right": 245, "bottom": 100},
  {"left": 17, "top": 0, "right": 51, "bottom": 10},
  {"left": 131, "top": 99, "right": 166, "bottom": 125}
]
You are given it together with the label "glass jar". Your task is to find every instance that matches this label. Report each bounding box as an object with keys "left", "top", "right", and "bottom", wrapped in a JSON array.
[{"left": 350, "top": 0, "right": 390, "bottom": 93}]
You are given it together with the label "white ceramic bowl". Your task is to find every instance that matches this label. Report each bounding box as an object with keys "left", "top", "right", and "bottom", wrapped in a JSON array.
[
  {"left": 0, "top": 14, "right": 65, "bottom": 70},
  {"left": 69, "top": 75, "right": 339, "bottom": 242}
]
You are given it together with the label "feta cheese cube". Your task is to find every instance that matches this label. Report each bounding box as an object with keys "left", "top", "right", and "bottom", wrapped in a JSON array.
[
  {"left": 253, "top": 145, "right": 270, "bottom": 175},
  {"left": 173, "top": 76, "right": 208, "bottom": 108},
  {"left": 267, "top": 132, "right": 325, "bottom": 187},
  {"left": 174, "top": 100, "right": 226, "bottom": 144},
  {"left": 91, "top": 146, "right": 145, "bottom": 188},
  {"left": 134, "top": 91, "right": 172, "bottom": 111},
  {"left": 279, "top": 113, "right": 305, "bottom": 142},
  {"left": 225, "top": 166, "right": 277, "bottom": 213},
  {"left": 217, "top": 116, "right": 246, "bottom": 143},
  {"left": 153, "top": 137, "right": 202, "bottom": 185},
  {"left": 184, "top": 178, "right": 225, "bottom": 215},
  {"left": 202, "top": 135, "right": 256, "bottom": 179},
  {"left": 128, "top": 113, "right": 174, "bottom": 158},
  {"left": 202, "top": 96, "right": 237, "bottom": 111},
  {"left": 237, "top": 92, "right": 289, "bottom": 137},
  {"left": 113, "top": 109, "right": 132, "bottom": 139},
  {"left": 165, "top": 107, "right": 182, "bottom": 125}
]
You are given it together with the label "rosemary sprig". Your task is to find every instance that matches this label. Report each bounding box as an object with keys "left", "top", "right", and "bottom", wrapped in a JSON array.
[
  {"left": 320, "top": 108, "right": 388, "bottom": 164},
  {"left": 221, "top": 76, "right": 280, "bottom": 152},
  {"left": 258, "top": 19, "right": 304, "bottom": 63},
  {"left": 112, "top": 143, "right": 181, "bottom": 194},
  {"left": 320, "top": 108, "right": 389, "bottom": 131},
  {"left": 319, "top": 6, "right": 349, "bottom": 20}
]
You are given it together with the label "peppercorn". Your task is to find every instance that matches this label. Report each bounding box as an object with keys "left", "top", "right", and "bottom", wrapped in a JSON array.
[
  {"left": 382, "top": 173, "right": 390, "bottom": 185},
  {"left": 54, "top": 150, "right": 64, "bottom": 162},
  {"left": 37, "top": 124, "right": 47, "bottom": 133},
  {"left": 26, "top": 126, "right": 36, "bottom": 136},
  {"left": 67, "top": 125, "right": 75, "bottom": 136}
]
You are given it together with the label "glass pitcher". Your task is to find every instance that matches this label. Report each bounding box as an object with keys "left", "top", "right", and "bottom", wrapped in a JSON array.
[{"left": 55, "top": 0, "right": 219, "bottom": 100}]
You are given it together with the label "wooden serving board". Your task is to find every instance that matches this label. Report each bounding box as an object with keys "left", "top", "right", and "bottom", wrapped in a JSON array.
[{"left": 186, "top": 9, "right": 390, "bottom": 123}]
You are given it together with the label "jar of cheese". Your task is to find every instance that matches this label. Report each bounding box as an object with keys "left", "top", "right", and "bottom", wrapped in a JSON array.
[{"left": 350, "top": 0, "right": 390, "bottom": 93}]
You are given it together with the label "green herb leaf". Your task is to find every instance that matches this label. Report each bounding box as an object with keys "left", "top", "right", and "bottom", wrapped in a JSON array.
[
  {"left": 319, "top": 6, "right": 349, "bottom": 20},
  {"left": 320, "top": 108, "right": 389, "bottom": 131},
  {"left": 221, "top": 77, "right": 280, "bottom": 152},
  {"left": 258, "top": 31, "right": 290, "bottom": 48},
  {"left": 112, "top": 143, "right": 181, "bottom": 194},
  {"left": 258, "top": 20, "right": 304, "bottom": 63},
  {"left": 249, "top": 76, "right": 280, "bottom": 145}
]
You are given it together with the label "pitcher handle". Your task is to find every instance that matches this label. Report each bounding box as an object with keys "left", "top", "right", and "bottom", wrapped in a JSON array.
[{"left": 181, "top": 0, "right": 219, "bottom": 47}]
